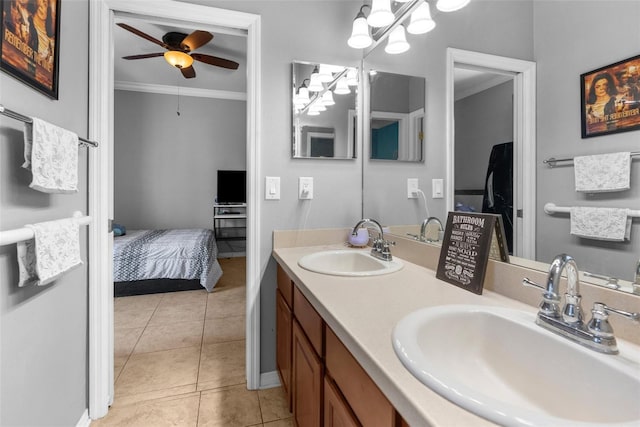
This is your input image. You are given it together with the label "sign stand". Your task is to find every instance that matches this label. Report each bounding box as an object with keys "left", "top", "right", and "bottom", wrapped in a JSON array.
[{"left": 436, "top": 212, "right": 510, "bottom": 295}]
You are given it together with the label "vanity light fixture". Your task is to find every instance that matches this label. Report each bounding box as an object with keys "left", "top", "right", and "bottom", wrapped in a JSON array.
[
  {"left": 295, "top": 79, "right": 311, "bottom": 106},
  {"left": 333, "top": 77, "right": 351, "bottom": 95},
  {"left": 308, "top": 69, "right": 324, "bottom": 92},
  {"left": 368, "top": 0, "right": 395, "bottom": 27},
  {"left": 348, "top": 0, "right": 470, "bottom": 53},
  {"left": 321, "top": 90, "right": 335, "bottom": 106},
  {"left": 436, "top": 0, "right": 471, "bottom": 12},
  {"left": 346, "top": 68, "right": 359, "bottom": 86},
  {"left": 385, "top": 25, "right": 410, "bottom": 54},
  {"left": 318, "top": 64, "right": 335, "bottom": 83},
  {"left": 407, "top": 2, "right": 436, "bottom": 34}
]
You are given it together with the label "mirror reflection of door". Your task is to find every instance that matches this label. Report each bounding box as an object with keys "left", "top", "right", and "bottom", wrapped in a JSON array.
[{"left": 453, "top": 66, "right": 516, "bottom": 253}]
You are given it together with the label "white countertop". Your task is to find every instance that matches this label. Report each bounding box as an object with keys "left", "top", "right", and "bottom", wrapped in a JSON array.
[{"left": 273, "top": 243, "right": 546, "bottom": 426}]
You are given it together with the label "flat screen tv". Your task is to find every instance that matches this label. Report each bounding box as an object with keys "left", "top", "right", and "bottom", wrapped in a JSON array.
[{"left": 217, "top": 170, "right": 246, "bottom": 204}]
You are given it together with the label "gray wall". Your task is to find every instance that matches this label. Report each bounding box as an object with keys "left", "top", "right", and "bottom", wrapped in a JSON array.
[
  {"left": 0, "top": 1, "right": 89, "bottom": 425},
  {"left": 534, "top": 0, "right": 640, "bottom": 280},
  {"left": 113, "top": 91, "right": 246, "bottom": 229},
  {"left": 455, "top": 81, "right": 514, "bottom": 210}
]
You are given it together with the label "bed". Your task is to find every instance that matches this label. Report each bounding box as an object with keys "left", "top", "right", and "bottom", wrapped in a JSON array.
[{"left": 113, "top": 228, "right": 223, "bottom": 296}]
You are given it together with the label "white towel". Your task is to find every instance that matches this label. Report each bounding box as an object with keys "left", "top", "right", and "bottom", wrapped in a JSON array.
[
  {"left": 573, "top": 151, "right": 631, "bottom": 193},
  {"left": 16, "top": 218, "right": 83, "bottom": 287},
  {"left": 22, "top": 118, "right": 79, "bottom": 193},
  {"left": 570, "top": 207, "right": 632, "bottom": 242}
]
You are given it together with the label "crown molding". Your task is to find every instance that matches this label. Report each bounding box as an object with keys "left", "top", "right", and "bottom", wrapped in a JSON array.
[{"left": 114, "top": 81, "right": 247, "bottom": 101}]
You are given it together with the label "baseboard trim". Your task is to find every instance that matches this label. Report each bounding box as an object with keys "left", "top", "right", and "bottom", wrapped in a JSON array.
[
  {"left": 260, "top": 371, "right": 282, "bottom": 389},
  {"left": 76, "top": 409, "right": 91, "bottom": 427}
]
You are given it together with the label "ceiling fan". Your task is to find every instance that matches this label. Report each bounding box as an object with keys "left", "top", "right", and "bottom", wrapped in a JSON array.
[{"left": 116, "top": 23, "right": 239, "bottom": 79}]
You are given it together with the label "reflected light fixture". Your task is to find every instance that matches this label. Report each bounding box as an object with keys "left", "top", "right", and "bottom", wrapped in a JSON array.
[
  {"left": 308, "top": 69, "right": 324, "bottom": 92},
  {"left": 385, "top": 25, "right": 410, "bottom": 54},
  {"left": 407, "top": 2, "right": 436, "bottom": 34},
  {"left": 321, "top": 90, "right": 335, "bottom": 106},
  {"left": 437, "top": 0, "right": 471, "bottom": 12},
  {"left": 295, "top": 79, "right": 310, "bottom": 106},
  {"left": 333, "top": 77, "right": 351, "bottom": 95},
  {"left": 346, "top": 68, "right": 359, "bottom": 86},
  {"left": 347, "top": 5, "right": 373, "bottom": 49},
  {"left": 318, "top": 64, "right": 334, "bottom": 83},
  {"left": 164, "top": 51, "right": 194, "bottom": 69},
  {"left": 367, "top": 0, "right": 394, "bottom": 27}
]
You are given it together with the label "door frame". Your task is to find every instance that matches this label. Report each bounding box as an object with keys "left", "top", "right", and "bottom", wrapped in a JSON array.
[
  {"left": 445, "top": 48, "right": 536, "bottom": 259},
  {"left": 88, "top": 0, "right": 261, "bottom": 418}
]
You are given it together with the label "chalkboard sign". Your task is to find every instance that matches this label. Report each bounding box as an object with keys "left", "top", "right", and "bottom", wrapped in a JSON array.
[{"left": 436, "top": 212, "right": 509, "bottom": 295}]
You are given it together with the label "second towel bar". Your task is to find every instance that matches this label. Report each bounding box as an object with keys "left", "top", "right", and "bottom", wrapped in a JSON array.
[
  {"left": 0, "top": 211, "right": 92, "bottom": 246},
  {"left": 544, "top": 203, "right": 640, "bottom": 218}
]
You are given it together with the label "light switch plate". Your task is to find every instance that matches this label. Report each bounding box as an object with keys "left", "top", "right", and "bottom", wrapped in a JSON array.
[
  {"left": 265, "top": 176, "right": 280, "bottom": 200},
  {"left": 299, "top": 177, "right": 313, "bottom": 199},
  {"left": 432, "top": 178, "right": 444, "bottom": 199},
  {"left": 407, "top": 178, "right": 419, "bottom": 198}
]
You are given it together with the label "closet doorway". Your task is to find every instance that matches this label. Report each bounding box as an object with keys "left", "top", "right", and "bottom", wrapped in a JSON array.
[{"left": 88, "top": 2, "right": 261, "bottom": 419}]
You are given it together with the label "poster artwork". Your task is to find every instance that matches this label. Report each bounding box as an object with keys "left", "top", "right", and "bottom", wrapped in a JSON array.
[
  {"left": 581, "top": 55, "right": 640, "bottom": 138},
  {"left": 1, "top": 0, "right": 60, "bottom": 98}
]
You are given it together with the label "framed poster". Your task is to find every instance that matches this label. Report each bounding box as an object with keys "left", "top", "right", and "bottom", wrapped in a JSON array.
[
  {"left": 581, "top": 55, "right": 640, "bottom": 138},
  {"left": 436, "top": 212, "right": 509, "bottom": 295},
  {"left": 1, "top": 0, "right": 61, "bottom": 99}
]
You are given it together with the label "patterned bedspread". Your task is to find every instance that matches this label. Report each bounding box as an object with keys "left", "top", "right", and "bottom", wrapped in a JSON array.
[{"left": 113, "top": 229, "right": 223, "bottom": 292}]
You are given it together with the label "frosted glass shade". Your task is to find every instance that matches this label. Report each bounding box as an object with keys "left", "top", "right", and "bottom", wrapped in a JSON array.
[
  {"left": 346, "top": 68, "right": 358, "bottom": 86},
  {"left": 367, "top": 0, "right": 394, "bottom": 27},
  {"left": 308, "top": 74, "right": 324, "bottom": 92},
  {"left": 437, "top": 0, "right": 471, "bottom": 12},
  {"left": 297, "top": 86, "right": 310, "bottom": 104},
  {"left": 333, "top": 77, "right": 351, "bottom": 95},
  {"left": 321, "top": 90, "right": 335, "bottom": 106},
  {"left": 385, "top": 25, "right": 410, "bottom": 54},
  {"left": 407, "top": 2, "right": 436, "bottom": 34},
  {"left": 164, "top": 51, "right": 193, "bottom": 68},
  {"left": 318, "top": 64, "right": 334, "bottom": 83},
  {"left": 348, "top": 16, "right": 373, "bottom": 49}
]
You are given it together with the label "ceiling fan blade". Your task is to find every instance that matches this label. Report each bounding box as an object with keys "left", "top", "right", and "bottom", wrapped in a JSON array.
[
  {"left": 181, "top": 30, "right": 213, "bottom": 52},
  {"left": 191, "top": 53, "right": 239, "bottom": 70},
  {"left": 122, "top": 53, "right": 165, "bottom": 60},
  {"left": 181, "top": 65, "right": 196, "bottom": 79},
  {"left": 117, "top": 23, "right": 169, "bottom": 49}
]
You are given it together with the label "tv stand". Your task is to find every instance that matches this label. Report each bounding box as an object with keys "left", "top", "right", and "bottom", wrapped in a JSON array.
[{"left": 213, "top": 203, "right": 246, "bottom": 240}]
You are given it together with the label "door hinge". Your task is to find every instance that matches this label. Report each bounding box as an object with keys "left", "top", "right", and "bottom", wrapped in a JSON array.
[{"left": 517, "top": 209, "right": 523, "bottom": 218}]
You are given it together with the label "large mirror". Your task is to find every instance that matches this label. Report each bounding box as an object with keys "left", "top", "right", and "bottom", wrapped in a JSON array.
[
  {"left": 291, "top": 61, "right": 358, "bottom": 159},
  {"left": 369, "top": 71, "right": 425, "bottom": 161}
]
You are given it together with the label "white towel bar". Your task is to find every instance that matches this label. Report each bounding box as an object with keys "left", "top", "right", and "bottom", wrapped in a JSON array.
[
  {"left": 0, "top": 211, "right": 92, "bottom": 246},
  {"left": 544, "top": 203, "right": 640, "bottom": 218}
]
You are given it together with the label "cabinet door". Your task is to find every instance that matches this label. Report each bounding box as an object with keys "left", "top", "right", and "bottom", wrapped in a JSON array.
[
  {"left": 276, "top": 290, "right": 292, "bottom": 410},
  {"left": 293, "top": 320, "right": 323, "bottom": 427},
  {"left": 324, "top": 376, "right": 360, "bottom": 427}
]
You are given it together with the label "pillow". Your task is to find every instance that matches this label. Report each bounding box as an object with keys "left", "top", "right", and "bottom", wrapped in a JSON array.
[{"left": 113, "top": 223, "right": 126, "bottom": 236}]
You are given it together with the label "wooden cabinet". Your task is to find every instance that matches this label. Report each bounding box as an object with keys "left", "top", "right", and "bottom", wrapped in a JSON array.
[
  {"left": 324, "top": 376, "right": 360, "bottom": 427},
  {"left": 293, "top": 319, "right": 323, "bottom": 427}
]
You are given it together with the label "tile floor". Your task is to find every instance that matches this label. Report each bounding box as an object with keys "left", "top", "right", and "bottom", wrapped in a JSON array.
[{"left": 95, "top": 257, "right": 292, "bottom": 427}]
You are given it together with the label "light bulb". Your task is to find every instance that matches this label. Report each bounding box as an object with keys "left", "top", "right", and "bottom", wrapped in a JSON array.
[
  {"left": 436, "top": 0, "right": 471, "bottom": 12},
  {"left": 348, "top": 14, "right": 373, "bottom": 49},
  {"left": 367, "top": 0, "right": 394, "bottom": 28},
  {"left": 407, "top": 2, "right": 436, "bottom": 35},
  {"left": 385, "top": 25, "right": 410, "bottom": 54}
]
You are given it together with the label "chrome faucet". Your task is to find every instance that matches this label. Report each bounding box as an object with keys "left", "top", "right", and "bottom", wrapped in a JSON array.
[
  {"left": 352, "top": 218, "right": 394, "bottom": 261},
  {"left": 523, "top": 253, "right": 639, "bottom": 354},
  {"left": 419, "top": 217, "right": 443, "bottom": 242}
]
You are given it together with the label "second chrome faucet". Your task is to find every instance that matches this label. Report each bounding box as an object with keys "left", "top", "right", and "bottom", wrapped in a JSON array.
[{"left": 351, "top": 218, "right": 395, "bottom": 261}]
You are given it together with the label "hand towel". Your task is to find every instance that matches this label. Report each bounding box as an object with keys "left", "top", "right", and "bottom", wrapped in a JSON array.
[
  {"left": 16, "top": 218, "right": 83, "bottom": 287},
  {"left": 22, "top": 118, "right": 79, "bottom": 193},
  {"left": 570, "top": 207, "right": 632, "bottom": 242},
  {"left": 573, "top": 151, "right": 631, "bottom": 193}
]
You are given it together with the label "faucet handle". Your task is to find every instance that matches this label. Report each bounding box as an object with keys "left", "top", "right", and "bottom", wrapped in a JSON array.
[
  {"left": 522, "top": 278, "right": 561, "bottom": 317},
  {"left": 587, "top": 303, "right": 640, "bottom": 340},
  {"left": 583, "top": 271, "right": 620, "bottom": 290}
]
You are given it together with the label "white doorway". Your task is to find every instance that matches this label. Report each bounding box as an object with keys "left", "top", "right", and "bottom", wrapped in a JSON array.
[
  {"left": 445, "top": 48, "right": 536, "bottom": 259},
  {"left": 88, "top": 0, "right": 261, "bottom": 419}
]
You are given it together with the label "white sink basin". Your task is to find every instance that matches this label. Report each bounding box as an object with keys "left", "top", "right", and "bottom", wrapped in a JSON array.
[
  {"left": 297, "top": 249, "right": 403, "bottom": 276},
  {"left": 392, "top": 305, "right": 640, "bottom": 427}
]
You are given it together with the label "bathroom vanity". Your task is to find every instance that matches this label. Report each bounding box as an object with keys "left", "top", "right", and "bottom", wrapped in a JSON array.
[{"left": 272, "top": 229, "right": 640, "bottom": 426}]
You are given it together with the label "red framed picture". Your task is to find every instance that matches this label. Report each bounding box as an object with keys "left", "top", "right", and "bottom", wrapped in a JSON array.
[
  {"left": 580, "top": 54, "right": 640, "bottom": 138},
  {"left": 1, "top": 0, "right": 61, "bottom": 99}
]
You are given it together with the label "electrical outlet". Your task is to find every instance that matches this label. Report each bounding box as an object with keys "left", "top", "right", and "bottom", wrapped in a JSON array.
[
  {"left": 299, "top": 177, "right": 313, "bottom": 199},
  {"left": 407, "top": 178, "right": 419, "bottom": 198},
  {"left": 265, "top": 176, "right": 280, "bottom": 200}
]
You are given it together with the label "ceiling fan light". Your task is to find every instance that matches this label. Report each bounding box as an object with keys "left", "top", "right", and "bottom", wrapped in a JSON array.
[
  {"left": 367, "top": 0, "right": 394, "bottom": 28},
  {"left": 164, "top": 51, "right": 193, "bottom": 68},
  {"left": 348, "top": 15, "right": 373, "bottom": 49},
  {"left": 385, "top": 25, "right": 410, "bottom": 54},
  {"left": 333, "top": 77, "right": 351, "bottom": 95},
  {"left": 436, "top": 0, "right": 471, "bottom": 12},
  {"left": 407, "top": 2, "right": 436, "bottom": 34},
  {"left": 346, "top": 68, "right": 359, "bottom": 86}
]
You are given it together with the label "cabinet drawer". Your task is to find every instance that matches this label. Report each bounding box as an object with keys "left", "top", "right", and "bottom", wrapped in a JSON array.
[
  {"left": 325, "top": 327, "right": 395, "bottom": 427},
  {"left": 293, "top": 286, "right": 324, "bottom": 356},
  {"left": 277, "top": 265, "right": 294, "bottom": 308}
]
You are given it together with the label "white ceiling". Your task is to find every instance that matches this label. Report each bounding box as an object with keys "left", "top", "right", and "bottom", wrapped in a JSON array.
[
  {"left": 454, "top": 67, "right": 513, "bottom": 100},
  {"left": 113, "top": 16, "right": 248, "bottom": 93}
]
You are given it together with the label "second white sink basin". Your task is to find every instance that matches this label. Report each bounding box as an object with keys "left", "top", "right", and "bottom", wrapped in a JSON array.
[
  {"left": 298, "top": 249, "right": 403, "bottom": 276},
  {"left": 393, "top": 304, "right": 640, "bottom": 427}
]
